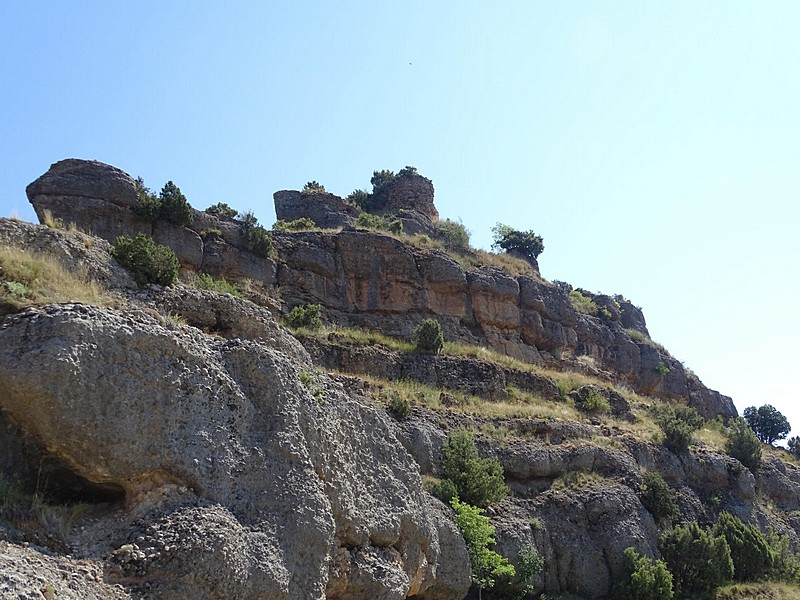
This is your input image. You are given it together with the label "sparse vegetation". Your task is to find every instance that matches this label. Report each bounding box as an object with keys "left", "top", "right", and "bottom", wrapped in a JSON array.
[
  {"left": 550, "top": 469, "right": 603, "bottom": 491},
  {"left": 569, "top": 290, "right": 599, "bottom": 316},
  {"left": 382, "top": 389, "right": 411, "bottom": 420},
  {"left": 495, "top": 542, "right": 544, "bottom": 599},
  {"left": 273, "top": 217, "right": 318, "bottom": 231},
  {"left": 302, "top": 181, "right": 326, "bottom": 195},
  {"left": 205, "top": 202, "right": 239, "bottom": 220},
  {"left": 355, "top": 212, "right": 385, "bottom": 230},
  {"left": 285, "top": 303, "right": 322, "bottom": 330},
  {"left": 194, "top": 273, "right": 241, "bottom": 297},
  {"left": 655, "top": 362, "right": 670, "bottom": 376},
  {"left": 111, "top": 233, "right": 180, "bottom": 286}
]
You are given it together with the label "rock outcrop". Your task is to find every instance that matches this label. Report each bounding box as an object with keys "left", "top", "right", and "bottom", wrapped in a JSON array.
[
  {"left": 0, "top": 301, "right": 469, "bottom": 599},
  {"left": 274, "top": 190, "right": 361, "bottom": 230}
]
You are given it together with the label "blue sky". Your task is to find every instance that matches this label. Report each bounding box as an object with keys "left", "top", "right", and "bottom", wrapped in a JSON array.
[{"left": 2, "top": 2, "right": 798, "bottom": 435}]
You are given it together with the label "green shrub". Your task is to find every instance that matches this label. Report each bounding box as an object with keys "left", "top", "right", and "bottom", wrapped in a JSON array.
[
  {"left": 576, "top": 389, "right": 610, "bottom": 414},
  {"left": 112, "top": 233, "right": 179, "bottom": 286},
  {"left": 133, "top": 177, "right": 161, "bottom": 222},
  {"left": 659, "top": 521, "right": 733, "bottom": 597},
  {"left": 436, "top": 218, "right": 471, "bottom": 250},
  {"left": 765, "top": 529, "right": 800, "bottom": 583},
  {"left": 158, "top": 181, "right": 194, "bottom": 226},
  {"left": 491, "top": 223, "right": 544, "bottom": 261},
  {"left": 371, "top": 169, "right": 396, "bottom": 192},
  {"left": 238, "top": 211, "right": 273, "bottom": 257},
  {"left": 355, "top": 212, "right": 385, "bottom": 230},
  {"left": 569, "top": 290, "right": 599, "bottom": 316},
  {"left": 430, "top": 478, "right": 459, "bottom": 505},
  {"left": 639, "top": 471, "right": 679, "bottom": 525},
  {"left": 654, "top": 362, "right": 670, "bottom": 375},
  {"left": 383, "top": 390, "right": 411, "bottom": 420},
  {"left": 194, "top": 273, "right": 241, "bottom": 297},
  {"left": 398, "top": 165, "right": 418, "bottom": 177},
  {"left": 613, "top": 547, "right": 674, "bottom": 600},
  {"left": 440, "top": 430, "right": 508, "bottom": 508},
  {"left": 743, "top": 404, "right": 791, "bottom": 444},
  {"left": 301, "top": 181, "right": 326, "bottom": 195},
  {"left": 387, "top": 219, "right": 403, "bottom": 235},
  {"left": 132, "top": 179, "right": 193, "bottom": 226},
  {"left": 205, "top": 202, "right": 238, "bottom": 220},
  {"left": 413, "top": 318, "right": 444, "bottom": 354},
  {"left": 346, "top": 189, "right": 372, "bottom": 210},
  {"left": 713, "top": 512, "right": 774, "bottom": 582},
  {"left": 273, "top": 217, "right": 317, "bottom": 231},
  {"left": 451, "top": 497, "right": 515, "bottom": 599},
  {"left": 494, "top": 543, "right": 544, "bottom": 599},
  {"left": 285, "top": 304, "right": 322, "bottom": 330},
  {"left": 652, "top": 405, "right": 704, "bottom": 454},
  {"left": 725, "top": 417, "right": 762, "bottom": 471}
]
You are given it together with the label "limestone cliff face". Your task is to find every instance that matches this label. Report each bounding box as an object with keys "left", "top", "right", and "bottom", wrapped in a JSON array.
[{"left": 25, "top": 159, "right": 735, "bottom": 420}]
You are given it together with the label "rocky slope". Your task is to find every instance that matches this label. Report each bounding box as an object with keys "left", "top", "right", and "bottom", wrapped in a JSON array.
[{"left": 1, "top": 159, "right": 798, "bottom": 599}]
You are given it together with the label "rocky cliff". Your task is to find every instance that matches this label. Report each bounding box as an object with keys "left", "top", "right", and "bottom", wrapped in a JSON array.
[{"left": 2, "top": 159, "right": 796, "bottom": 600}]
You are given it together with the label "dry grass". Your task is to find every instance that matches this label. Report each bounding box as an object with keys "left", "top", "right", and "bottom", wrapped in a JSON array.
[
  {"left": 0, "top": 246, "right": 116, "bottom": 312},
  {"left": 716, "top": 583, "right": 800, "bottom": 600}
]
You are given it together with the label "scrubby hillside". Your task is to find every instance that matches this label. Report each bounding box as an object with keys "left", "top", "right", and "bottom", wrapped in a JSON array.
[{"left": 1, "top": 159, "right": 799, "bottom": 599}]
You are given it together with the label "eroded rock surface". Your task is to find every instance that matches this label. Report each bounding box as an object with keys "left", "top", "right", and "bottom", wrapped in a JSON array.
[{"left": 0, "top": 304, "right": 469, "bottom": 599}]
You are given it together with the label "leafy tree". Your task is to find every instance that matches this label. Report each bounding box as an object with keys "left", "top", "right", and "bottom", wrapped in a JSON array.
[
  {"left": 787, "top": 436, "right": 800, "bottom": 459},
  {"left": 370, "top": 169, "right": 396, "bottom": 192},
  {"left": 639, "top": 471, "right": 679, "bottom": 525},
  {"left": 659, "top": 521, "right": 733, "bottom": 597},
  {"left": 112, "top": 233, "right": 179, "bottom": 286},
  {"left": 301, "top": 181, "right": 326, "bottom": 195},
  {"left": 451, "top": 497, "right": 515, "bottom": 600},
  {"left": 743, "top": 404, "right": 791, "bottom": 444},
  {"left": 413, "top": 318, "right": 444, "bottom": 354},
  {"left": 491, "top": 223, "right": 544, "bottom": 261},
  {"left": 439, "top": 430, "right": 508, "bottom": 508},
  {"left": 725, "top": 417, "right": 762, "bottom": 471},
  {"left": 159, "top": 181, "right": 193, "bottom": 226},
  {"left": 285, "top": 304, "right": 322, "bottom": 330},
  {"left": 613, "top": 547, "right": 674, "bottom": 600},
  {"left": 712, "top": 512, "right": 774, "bottom": 581},
  {"left": 205, "top": 202, "right": 238, "bottom": 220}
]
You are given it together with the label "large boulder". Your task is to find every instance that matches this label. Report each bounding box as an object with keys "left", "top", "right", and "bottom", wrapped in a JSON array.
[
  {"left": 371, "top": 173, "right": 438, "bottom": 221},
  {"left": 274, "top": 190, "right": 360, "bottom": 230},
  {"left": 0, "top": 304, "right": 469, "bottom": 599},
  {"left": 26, "top": 159, "right": 150, "bottom": 242}
]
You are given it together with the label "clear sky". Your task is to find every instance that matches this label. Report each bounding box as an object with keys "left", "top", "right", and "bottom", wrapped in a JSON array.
[{"left": 2, "top": 2, "right": 798, "bottom": 435}]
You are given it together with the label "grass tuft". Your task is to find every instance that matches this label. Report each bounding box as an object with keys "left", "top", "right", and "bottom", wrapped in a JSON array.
[{"left": 0, "top": 246, "right": 115, "bottom": 312}]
